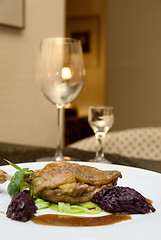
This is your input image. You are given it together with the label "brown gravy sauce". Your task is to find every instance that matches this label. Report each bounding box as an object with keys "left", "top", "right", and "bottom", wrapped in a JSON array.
[
  {"left": 32, "top": 213, "right": 131, "bottom": 227},
  {"left": 146, "top": 198, "right": 153, "bottom": 205}
]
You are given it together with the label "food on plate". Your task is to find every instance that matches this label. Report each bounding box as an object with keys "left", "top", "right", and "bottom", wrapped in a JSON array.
[
  {"left": 0, "top": 170, "right": 11, "bottom": 184},
  {"left": 49, "top": 201, "right": 102, "bottom": 214},
  {"left": 25, "top": 161, "right": 122, "bottom": 204},
  {"left": 2, "top": 160, "right": 156, "bottom": 225},
  {"left": 6, "top": 190, "right": 37, "bottom": 222},
  {"left": 92, "top": 186, "right": 156, "bottom": 214},
  {"left": 32, "top": 212, "right": 131, "bottom": 227},
  {"left": 7, "top": 167, "right": 33, "bottom": 198}
]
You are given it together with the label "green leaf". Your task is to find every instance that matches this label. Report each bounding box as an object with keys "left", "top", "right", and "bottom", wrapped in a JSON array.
[
  {"left": 7, "top": 168, "right": 28, "bottom": 198},
  {"left": 4, "top": 159, "right": 22, "bottom": 171}
]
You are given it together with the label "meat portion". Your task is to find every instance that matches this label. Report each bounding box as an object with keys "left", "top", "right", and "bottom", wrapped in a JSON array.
[
  {"left": 0, "top": 170, "right": 11, "bottom": 184},
  {"left": 0, "top": 170, "right": 7, "bottom": 184},
  {"left": 28, "top": 161, "right": 122, "bottom": 204}
]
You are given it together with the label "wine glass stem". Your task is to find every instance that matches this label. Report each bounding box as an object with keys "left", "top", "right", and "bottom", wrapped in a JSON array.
[
  {"left": 95, "top": 133, "right": 104, "bottom": 159},
  {"left": 55, "top": 105, "right": 64, "bottom": 160}
]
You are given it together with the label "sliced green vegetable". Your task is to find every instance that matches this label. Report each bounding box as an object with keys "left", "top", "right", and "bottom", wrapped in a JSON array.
[
  {"left": 49, "top": 203, "right": 60, "bottom": 212},
  {"left": 7, "top": 168, "right": 28, "bottom": 198},
  {"left": 58, "top": 202, "right": 85, "bottom": 214},
  {"left": 79, "top": 202, "right": 95, "bottom": 208},
  {"left": 35, "top": 198, "right": 50, "bottom": 210},
  {"left": 49, "top": 201, "right": 102, "bottom": 214},
  {"left": 79, "top": 202, "right": 102, "bottom": 214}
]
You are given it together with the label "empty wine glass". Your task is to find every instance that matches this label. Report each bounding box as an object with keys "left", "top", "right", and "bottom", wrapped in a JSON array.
[
  {"left": 36, "top": 38, "right": 85, "bottom": 161},
  {"left": 88, "top": 106, "right": 114, "bottom": 163}
]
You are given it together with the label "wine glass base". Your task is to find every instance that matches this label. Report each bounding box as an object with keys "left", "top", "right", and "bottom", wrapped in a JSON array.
[
  {"left": 36, "top": 156, "right": 79, "bottom": 162},
  {"left": 89, "top": 157, "right": 111, "bottom": 164}
]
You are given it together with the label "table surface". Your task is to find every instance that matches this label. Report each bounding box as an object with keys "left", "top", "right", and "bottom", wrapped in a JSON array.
[{"left": 0, "top": 141, "right": 160, "bottom": 174}]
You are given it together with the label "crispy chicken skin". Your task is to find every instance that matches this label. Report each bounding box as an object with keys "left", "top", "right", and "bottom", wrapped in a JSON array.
[
  {"left": 0, "top": 170, "right": 8, "bottom": 184},
  {"left": 29, "top": 161, "right": 122, "bottom": 204}
]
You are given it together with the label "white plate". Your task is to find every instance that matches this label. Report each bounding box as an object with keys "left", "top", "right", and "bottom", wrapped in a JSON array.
[{"left": 0, "top": 161, "right": 160, "bottom": 240}]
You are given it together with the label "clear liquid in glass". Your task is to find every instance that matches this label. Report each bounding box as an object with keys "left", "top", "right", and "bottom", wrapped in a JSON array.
[
  {"left": 89, "top": 115, "right": 114, "bottom": 136},
  {"left": 88, "top": 106, "right": 114, "bottom": 163},
  {"left": 41, "top": 80, "right": 84, "bottom": 106}
]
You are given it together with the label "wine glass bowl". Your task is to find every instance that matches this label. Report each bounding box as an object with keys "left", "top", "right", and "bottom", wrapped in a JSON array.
[
  {"left": 88, "top": 106, "right": 114, "bottom": 163},
  {"left": 36, "top": 38, "right": 85, "bottom": 161},
  {"left": 37, "top": 38, "right": 84, "bottom": 107}
]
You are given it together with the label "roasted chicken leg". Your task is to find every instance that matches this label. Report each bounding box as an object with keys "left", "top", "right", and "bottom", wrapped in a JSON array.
[{"left": 27, "top": 161, "right": 122, "bottom": 204}]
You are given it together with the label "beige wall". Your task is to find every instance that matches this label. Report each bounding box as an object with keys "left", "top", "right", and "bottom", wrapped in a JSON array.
[
  {"left": 66, "top": 0, "right": 106, "bottom": 116},
  {"left": 106, "top": 0, "right": 161, "bottom": 130},
  {"left": 0, "top": 0, "right": 65, "bottom": 147}
]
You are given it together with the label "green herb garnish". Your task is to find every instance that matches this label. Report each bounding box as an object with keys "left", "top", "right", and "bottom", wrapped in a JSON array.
[
  {"left": 4, "top": 159, "right": 33, "bottom": 198},
  {"left": 4, "top": 159, "right": 22, "bottom": 171},
  {"left": 7, "top": 168, "right": 28, "bottom": 198}
]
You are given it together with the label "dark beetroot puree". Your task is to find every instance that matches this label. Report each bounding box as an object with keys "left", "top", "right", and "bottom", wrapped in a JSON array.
[
  {"left": 92, "top": 186, "right": 156, "bottom": 214},
  {"left": 6, "top": 190, "right": 37, "bottom": 222}
]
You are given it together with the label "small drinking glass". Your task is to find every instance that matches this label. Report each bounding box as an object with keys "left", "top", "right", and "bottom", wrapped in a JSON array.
[{"left": 88, "top": 106, "right": 114, "bottom": 163}]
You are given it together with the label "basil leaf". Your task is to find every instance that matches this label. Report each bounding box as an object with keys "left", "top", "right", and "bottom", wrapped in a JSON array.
[
  {"left": 4, "top": 159, "right": 22, "bottom": 171},
  {"left": 7, "top": 168, "right": 28, "bottom": 198}
]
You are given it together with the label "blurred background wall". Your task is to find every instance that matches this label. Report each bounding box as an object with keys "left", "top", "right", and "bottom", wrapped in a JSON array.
[
  {"left": 66, "top": 0, "right": 161, "bottom": 133},
  {"left": 106, "top": 0, "right": 161, "bottom": 130},
  {"left": 0, "top": 0, "right": 161, "bottom": 148},
  {"left": 66, "top": 0, "right": 107, "bottom": 117},
  {"left": 0, "top": 0, "right": 65, "bottom": 147}
]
